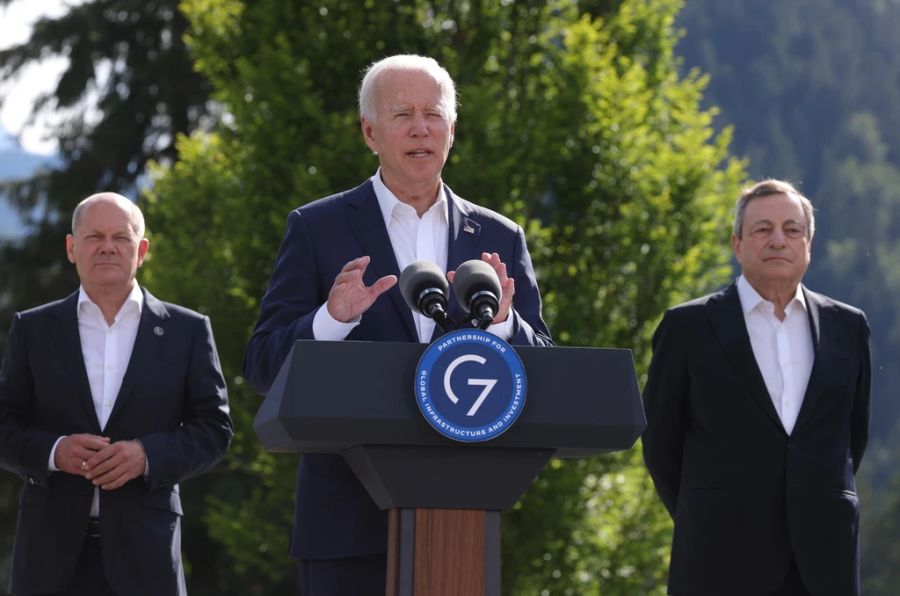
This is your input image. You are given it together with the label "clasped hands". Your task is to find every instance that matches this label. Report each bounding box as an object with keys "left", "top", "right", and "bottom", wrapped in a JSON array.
[
  {"left": 55, "top": 433, "right": 146, "bottom": 490},
  {"left": 326, "top": 252, "right": 515, "bottom": 324}
]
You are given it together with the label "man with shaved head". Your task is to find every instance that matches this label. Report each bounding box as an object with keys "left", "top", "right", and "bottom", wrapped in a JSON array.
[{"left": 0, "top": 193, "right": 233, "bottom": 595}]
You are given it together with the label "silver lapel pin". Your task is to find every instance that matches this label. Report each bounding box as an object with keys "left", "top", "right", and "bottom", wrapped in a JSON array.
[{"left": 154, "top": 326, "right": 164, "bottom": 336}]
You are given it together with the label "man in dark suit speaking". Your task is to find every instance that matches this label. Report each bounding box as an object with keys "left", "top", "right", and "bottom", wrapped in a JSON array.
[
  {"left": 243, "top": 54, "right": 552, "bottom": 594},
  {"left": 0, "top": 193, "right": 233, "bottom": 595},
  {"left": 642, "top": 179, "right": 871, "bottom": 596}
]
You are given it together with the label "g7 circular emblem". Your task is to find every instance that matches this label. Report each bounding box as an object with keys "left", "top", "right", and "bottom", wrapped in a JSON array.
[{"left": 415, "top": 329, "right": 527, "bottom": 442}]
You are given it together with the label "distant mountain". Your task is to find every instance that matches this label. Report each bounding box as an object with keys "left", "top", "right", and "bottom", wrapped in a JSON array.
[{"left": 0, "top": 129, "right": 57, "bottom": 240}]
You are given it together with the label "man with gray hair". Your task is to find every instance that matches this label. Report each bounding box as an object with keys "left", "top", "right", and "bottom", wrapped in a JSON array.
[
  {"left": 0, "top": 192, "right": 233, "bottom": 595},
  {"left": 244, "top": 54, "right": 552, "bottom": 593},
  {"left": 642, "top": 179, "right": 871, "bottom": 595}
]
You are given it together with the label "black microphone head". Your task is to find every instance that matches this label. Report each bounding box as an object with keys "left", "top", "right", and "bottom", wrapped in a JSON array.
[
  {"left": 453, "top": 259, "right": 502, "bottom": 313},
  {"left": 399, "top": 261, "right": 449, "bottom": 313}
]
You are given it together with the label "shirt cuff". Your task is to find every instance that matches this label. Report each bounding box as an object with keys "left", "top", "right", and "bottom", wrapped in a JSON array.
[
  {"left": 486, "top": 310, "right": 514, "bottom": 341},
  {"left": 312, "top": 303, "right": 361, "bottom": 340},
  {"left": 48, "top": 436, "right": 65, "bottom": 472}
]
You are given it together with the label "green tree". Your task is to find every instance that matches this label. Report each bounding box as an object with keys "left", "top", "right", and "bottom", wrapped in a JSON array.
[
  {"left": 677, "top": 0, "right": 900, "bottom": 444},
  {"left": 142, "top": 0, "right": 744, "bottom": 592},
  {"left": 0, "top": 0, "right": 211, "bottom": 342}
]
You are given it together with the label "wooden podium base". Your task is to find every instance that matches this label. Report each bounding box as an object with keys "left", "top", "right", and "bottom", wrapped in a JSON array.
[{"left": 386, "top": 508, "right": 500, "bottom": 595}]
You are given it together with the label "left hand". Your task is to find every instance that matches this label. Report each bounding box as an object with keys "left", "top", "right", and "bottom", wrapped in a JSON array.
[
  {"left": 84, "top": 440, "right": 147, "bottom": 490},
  {"left": 448, "top": 252, "right": 514, "bottom": 324}
]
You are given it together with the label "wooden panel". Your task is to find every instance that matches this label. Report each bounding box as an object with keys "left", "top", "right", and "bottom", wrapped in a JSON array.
[
  {"left": 386, "top": 508, "right": 400, "bottom": 595},
  {"left": 413, "top": 509, "right": 485, "bottom": 595}
]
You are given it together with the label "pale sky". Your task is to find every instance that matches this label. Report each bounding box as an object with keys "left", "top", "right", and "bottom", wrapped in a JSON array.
[{"left": 0, "top": 0, "right": 79, "bottom": 155}]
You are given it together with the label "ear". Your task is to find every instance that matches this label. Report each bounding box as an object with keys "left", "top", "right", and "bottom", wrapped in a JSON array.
[
  {"left": 361, "top": 116, "right": 379, "bottom": 154},
  {"left": 136, "top": 237, "right": 150, "bottom": 267},
  {"left": 731, "top": 233, "right": 742, "bottom": 264},
  {"left": 65, "top": 234, "right": 76, "bottom": 264}
]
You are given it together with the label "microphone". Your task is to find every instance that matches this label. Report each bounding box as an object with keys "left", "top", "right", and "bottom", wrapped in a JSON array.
[
  {"left": 399, "top": 261, "right": 455, "bottom": 333},
  {"left": 452, "top": 259, "right": 501, "bottom": 330}
]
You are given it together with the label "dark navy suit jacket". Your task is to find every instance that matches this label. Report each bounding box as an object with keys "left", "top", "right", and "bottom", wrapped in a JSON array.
[
  {"left": 642, "top": 283, "right": 870, "bottom": 596},
  {"left": 0, "top": 288, "right": 233, "bottom": 596},
  {"left": 243, "top": 179, "right": 552, "bottom": 559}
]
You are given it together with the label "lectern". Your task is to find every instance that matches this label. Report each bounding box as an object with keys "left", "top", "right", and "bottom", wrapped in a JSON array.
[{"left": 254, "top": 340, "right": 645, "bottom": 595}]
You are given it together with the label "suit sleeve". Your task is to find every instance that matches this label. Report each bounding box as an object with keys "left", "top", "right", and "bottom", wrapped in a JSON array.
[
  {"left": 642, "top": 309, "right": 690, "bottom": 518},
  {"left": 850, "top": 311, "right": 871, "bottom": 473},
  {"left": 506, "top": 224, "right": 553, "bottom": 347},
  {"left": 0, "top": 313, "right": 60, "bottom": 484},
  {"left": 243, "top": 210, "right": 321, "bottom": 394},
  {"left": 138, "top": 315, "right": 233, "bottom": 489}
]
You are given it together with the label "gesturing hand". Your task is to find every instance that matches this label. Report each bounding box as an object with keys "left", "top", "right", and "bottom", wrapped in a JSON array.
[
  {"left": 326, "top": 256, "right": 398, "bottom": 322},
  {"left": 55, "top": 434, "right": 111, "bottom": 476},
  {"left": 447, "top": 252, "right": 515, "bottom": 324},
  {"left": 84, "top": 440, "right": 147, "bottom": 490}
]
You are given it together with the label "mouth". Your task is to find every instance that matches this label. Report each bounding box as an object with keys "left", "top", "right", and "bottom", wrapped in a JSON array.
[{"left": 406, "top": 149, "right": 433, "bottom": 158}]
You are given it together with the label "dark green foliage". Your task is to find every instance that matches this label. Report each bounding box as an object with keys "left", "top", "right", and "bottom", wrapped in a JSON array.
[
  {"left": 0, "top": 0, "right": 211, "bottom": 346},
  {"left": 677, "top": 2, "right": 900, "bottom": 591}
]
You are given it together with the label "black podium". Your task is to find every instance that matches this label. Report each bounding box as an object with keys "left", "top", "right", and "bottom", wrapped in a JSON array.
[{"left": 254, "top": 340, "right": 645, "bottom": 595}]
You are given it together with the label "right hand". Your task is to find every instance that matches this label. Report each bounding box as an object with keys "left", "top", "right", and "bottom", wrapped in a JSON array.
[
  {"left": 55, "top": 434, "right": 111, "bottom": 476},
  {"left": 326, "top": 256, "right": 397, "bottom": 322}
]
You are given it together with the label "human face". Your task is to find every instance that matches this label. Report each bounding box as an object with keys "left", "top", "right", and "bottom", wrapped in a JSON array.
[
  {"left": 66, "top": 198, "right": 149, "bottom": 295},
  {"left": 361, "top": 68, "right": 455, "bottom": 204},
  {"left": 732, "top": 192, "right": 811, "bottom": 290}
]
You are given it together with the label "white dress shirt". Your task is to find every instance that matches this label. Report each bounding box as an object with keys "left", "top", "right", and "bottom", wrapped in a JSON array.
[
  {"left": 48, "top": 283, "right": 144, "bottom": 516},
  {"left": 313, "top": 169, "right": 512, "bottom": 342},
  {"left": 736, "top": 275, "right": 814, "bottom": 435}
]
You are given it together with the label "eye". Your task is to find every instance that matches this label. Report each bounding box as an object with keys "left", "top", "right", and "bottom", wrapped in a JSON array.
[
  {"left": 785, "top": 227, "right": 804, "bottom": 238},
  {"left": 750, "top": 226, "right": 771, "bottom": 236}
]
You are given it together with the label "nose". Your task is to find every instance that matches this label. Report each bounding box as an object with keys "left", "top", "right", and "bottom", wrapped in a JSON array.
[
  {"left": 768, "top": 228, "right": 787, "bottom": 248},
  {"left": 409, "top": 111, "right": 429, "bottom": 137},
  {"left": 99, "top": 236, "right": 116, "bottom": 252}
]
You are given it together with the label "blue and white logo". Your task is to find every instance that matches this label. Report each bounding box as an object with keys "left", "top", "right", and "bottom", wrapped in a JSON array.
[{"left": 415, "top": 329, "right": 527, "bottom": 442}]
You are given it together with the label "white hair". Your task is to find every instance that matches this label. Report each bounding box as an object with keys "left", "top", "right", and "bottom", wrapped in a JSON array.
[{"left": 358, "top": 54, "right": 458, "bottom": 123}]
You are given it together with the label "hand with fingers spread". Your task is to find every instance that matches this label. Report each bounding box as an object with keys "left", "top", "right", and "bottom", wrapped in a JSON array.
[
  {"left": 447, "top": 252, "right": 515, "bottom": 324},
  {"left": 326, "top": 256, "right": 398, "bottom": 322},
  {"left": 84, "top": 440, "right": 147, "bottom": 490},
  {"left": 54, "top": 434, "right": 111, "bottom": 477}
]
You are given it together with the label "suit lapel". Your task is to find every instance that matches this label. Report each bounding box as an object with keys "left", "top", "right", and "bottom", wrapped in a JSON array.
[
  {"left": 436, "top": 188, "right": 484, "bottom": 340},
  {"left": 707, "top": 284, "right": 783, "bottom": 429},
  {"left": 105, "top": 288, "right": 167, "bottom": 429},
  {"left": 793, "top": 286, "right": 825, "bottom": 433},
  {"left": 446, "top": 186, "right": 482, "bottom": 273},
  {"left": 49, "top": 292, "right": 102, "bottom": 432},
  {"left": 346, "top": 181, "right": 418, "bottom": 340}
]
